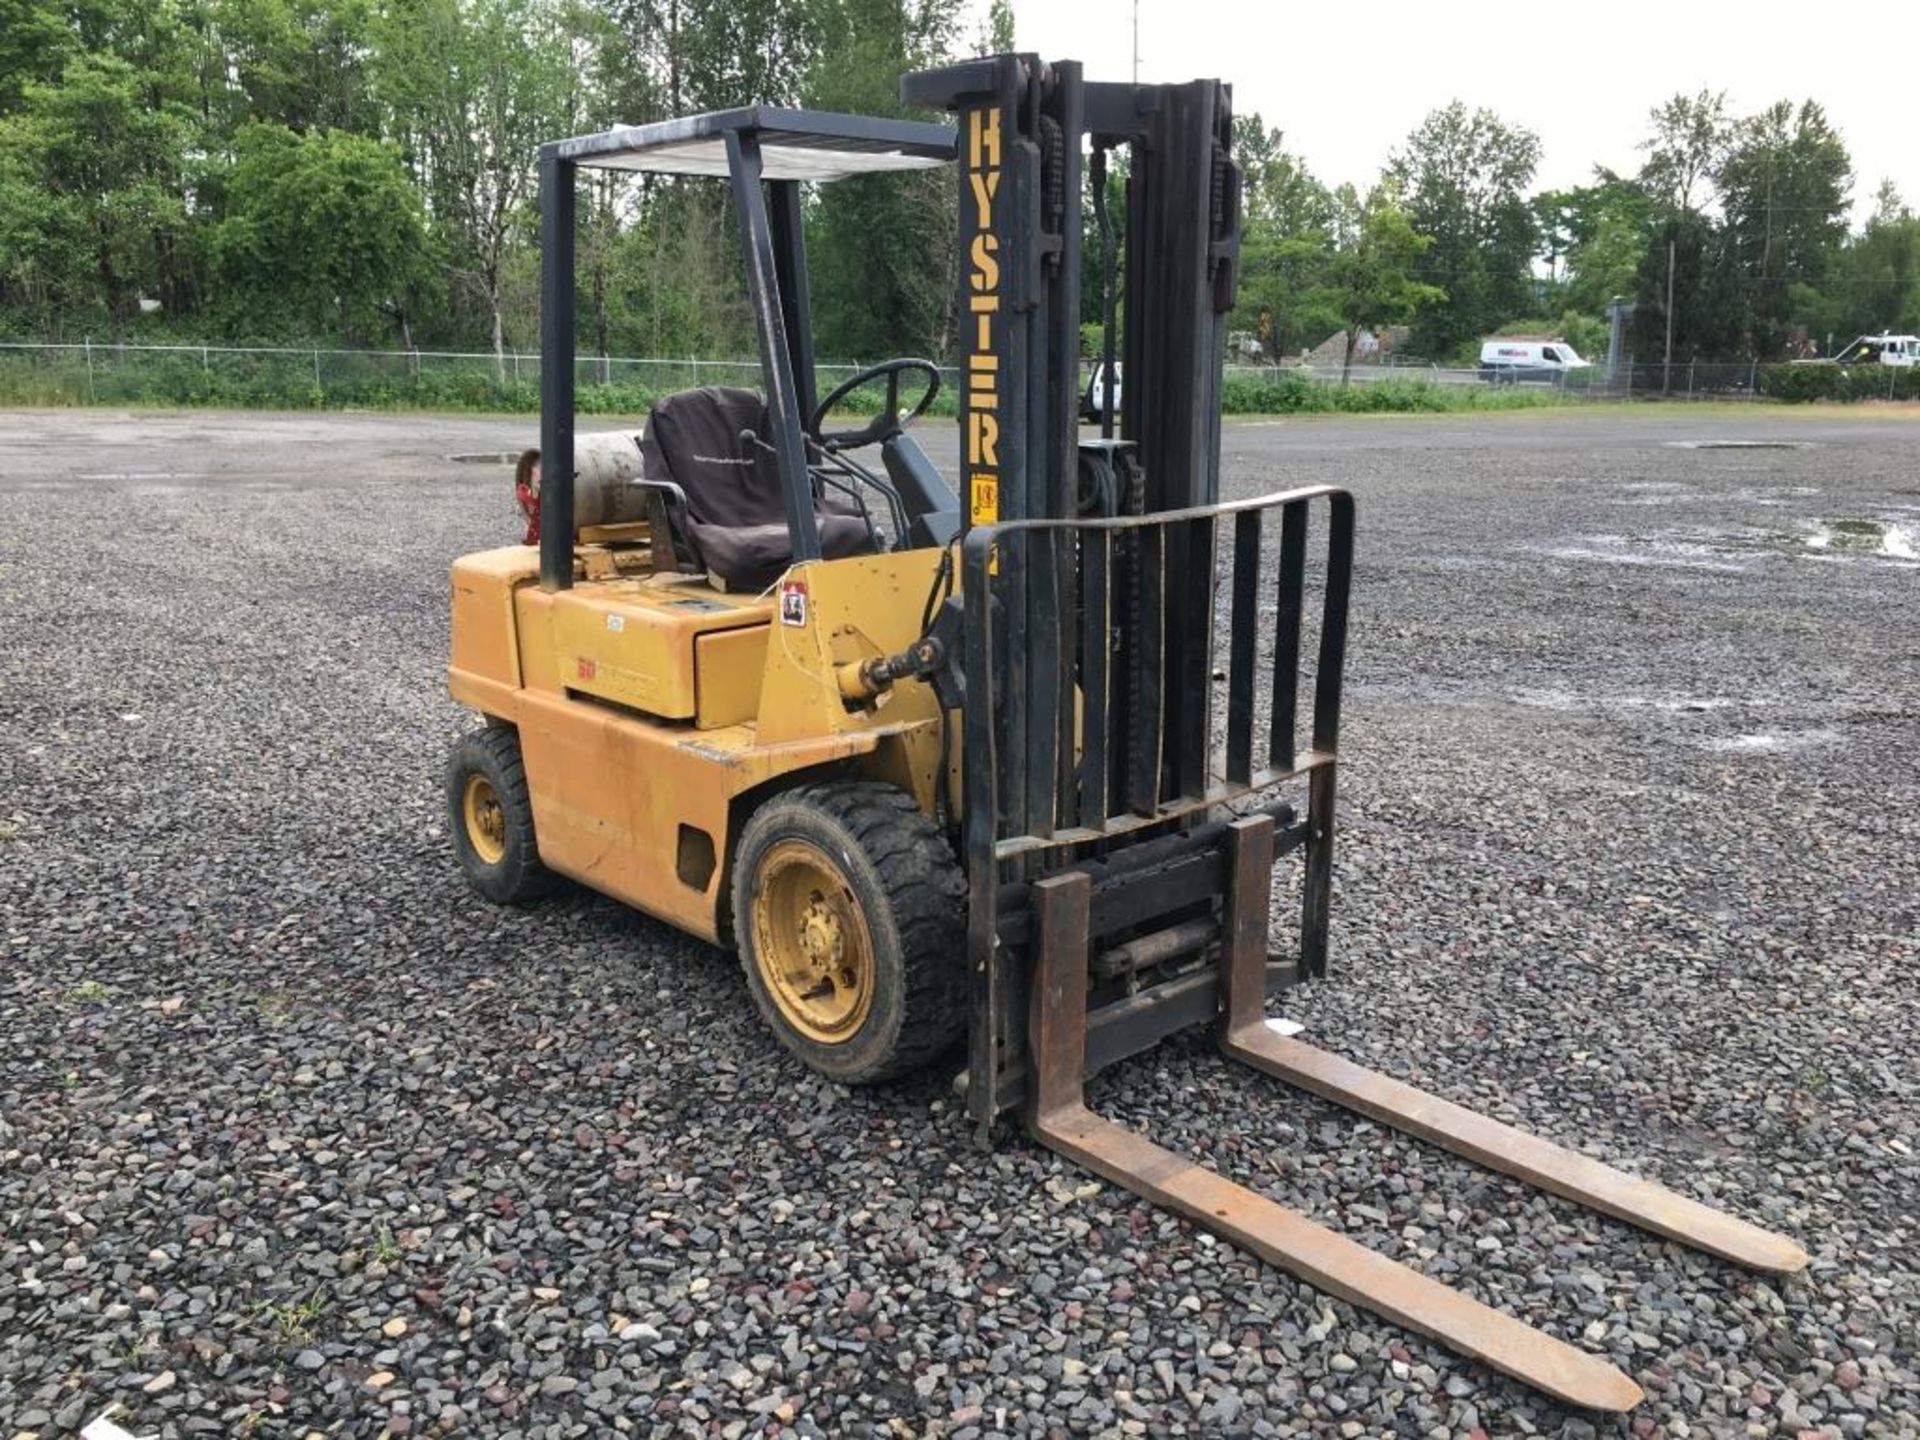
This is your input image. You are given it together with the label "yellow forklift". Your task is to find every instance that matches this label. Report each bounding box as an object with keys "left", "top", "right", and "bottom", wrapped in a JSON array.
[{"left": 446, "top": 55, "right": 1804, "bottom": 1412}]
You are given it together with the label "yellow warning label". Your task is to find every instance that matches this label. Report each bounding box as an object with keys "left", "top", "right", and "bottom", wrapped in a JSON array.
[{"left": 969, "top": 474, "right": 998, "bottom": 525}]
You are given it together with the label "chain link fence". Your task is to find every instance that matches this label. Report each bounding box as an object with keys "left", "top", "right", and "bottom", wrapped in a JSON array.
[
  {"left": 1230, "top": 356, "right": 1919, "bottom": 403},
  {"left": 1229, "top": 359, "right": 1772, "bottom": 397},
  {"left": 1, "top": 340, "right": 1912, "bottom": 411},
  {"left": 0, "top": 340, "right": 958, "bottom": 412}
]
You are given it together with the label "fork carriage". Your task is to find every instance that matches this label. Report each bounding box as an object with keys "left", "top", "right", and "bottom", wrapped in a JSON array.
[{"left": 957, "top": 488, "right": 1352, "bottom": 1127}]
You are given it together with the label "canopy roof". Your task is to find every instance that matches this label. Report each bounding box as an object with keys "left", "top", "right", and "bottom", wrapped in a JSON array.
[{"left": 540, "top": 106, "right": 956, "bottom": 181}]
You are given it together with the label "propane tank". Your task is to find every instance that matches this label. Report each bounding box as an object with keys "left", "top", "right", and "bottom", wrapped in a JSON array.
[{"left": 513, "top": 430, "right": 652, "bottom": 543}]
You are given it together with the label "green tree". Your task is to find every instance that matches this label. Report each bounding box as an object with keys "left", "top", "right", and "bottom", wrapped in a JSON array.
[
  {"left": 803, "top": 0, "right": 958, "bottom": 362},
  {"left": 1533, "top": 173, "right": 1653, "bottom": 319},
  {"left": 599, "top": 0, "right": 815, "bottom": 117},
  {"left": 1716, "top": 99, "right": 1852, "bottom": 358},
  {"left": 1817, "top": 182, "right": 1920, "bottom": 344},
  {"left": 0, "top": 0, "right": 74, "bottom": 110},
  {"left": 973, "top": 0, "right": 1012, "bottom": 53},
  {"left": 1629, "top": 214, "right": 1745, "bottom": 377},
  {"left": 198, "top": 0, "right": 379, "bottom": 135},
  {"left": 1387, "top": 101, "right": 1540, "bottom": 358},
  {"left": 1562, "top": 176, "right": 1653, "bottom": 316},
  {"left": 0, "top": 53, "right": 195, "bottom": 335},
  {"left": 212, "top": 123, "right": 438, "bottom": 341},
  {"left": 374, "top": 0, "right": 573, "bottom": 365},
  {"left": 1324, "top": 183, "right": 1443, "bottom": 382},
  {"left": 1638, "top": 89, "right": 1729, "bottom": 216},
  {"left": 1232, "top": 115, "right": 1339, "bottom": 359}
]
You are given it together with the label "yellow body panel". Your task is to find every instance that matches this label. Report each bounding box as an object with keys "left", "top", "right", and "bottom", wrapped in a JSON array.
[
  {"left": 550, "top": 582, "right": 771, "bottom": 719},
  {"left": 446, "top": 542, "right": 950, "bottom": 942},
  {"left": 449, "top": 545, "right": 536, "bottom": 690},
  {"left": 695, "top": 626, "right": 769, "bottom": 729}
]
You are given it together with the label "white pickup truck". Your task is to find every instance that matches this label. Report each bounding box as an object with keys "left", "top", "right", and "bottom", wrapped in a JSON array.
[{"left": 1832, "top": 333, "right": 1919, "bottom": 367}]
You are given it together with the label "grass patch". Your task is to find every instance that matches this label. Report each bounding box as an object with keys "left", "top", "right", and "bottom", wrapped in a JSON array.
[
  {"left": 14, "top": 348, "right": 1912, "bottom": 420},
  {"left": 65, "top": 979, "right": 111, "bottom": 1003},
  {"left": 255, "top": 990, "right": 297, "bottom": 1025},
  {"left": 0, "top": 353, "right": 1562, "bottom": 418},
  {"left": 1221, "top": 371, "right": 1569, "bottom": 415},
  {"left": 254, "top": 1293, "right": 328, "bottom": 1346}
]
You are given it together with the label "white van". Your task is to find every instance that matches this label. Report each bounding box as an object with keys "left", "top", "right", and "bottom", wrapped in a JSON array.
[{"left": 1479, "top": 338, "right": 1587, "bottom": 384}]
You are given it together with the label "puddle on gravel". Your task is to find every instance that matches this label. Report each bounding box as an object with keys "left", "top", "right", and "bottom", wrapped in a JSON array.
[
  {"left": 1664, "top": 439, "right": 1812, "bottom": 450},
  {"left": 75, "top": 470, "right": 211, "bottom": 481},
  {"left": 1807, "top": 518, "right": 1917, "bottom": 559},
  {"left": 1545, "top": 535, "right": 1751, "bottom": 572},
  {"left": 1512, "top": 688, "right": 1740, "bottom": 714},
  {"left": 1703, "top": 729, "right": 1839, "bottom": 755},
  {"left": 448, "top": 451, "right": 522, "bottom": 465},
  {"left": 1551, "top": 518, "right": 1919, "bottom": 569},
  {"left": 1604, "top": 483, "right": 1821, "bottom": 509},
  {"left": 1509, "top": 689, "right": 1839, "bottom": 757}
]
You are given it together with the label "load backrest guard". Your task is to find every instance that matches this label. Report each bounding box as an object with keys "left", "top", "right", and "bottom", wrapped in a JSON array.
[{"left": 957, "top": 488, "right": 1354, "bottom": 1127}]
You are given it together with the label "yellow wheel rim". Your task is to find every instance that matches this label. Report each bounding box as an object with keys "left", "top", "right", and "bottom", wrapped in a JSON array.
[
  {"left": 751, "top": 839, "right": 875, "bottom": 1045},
  {"left": 462, "top": 772, "right": 508, "bottom": 865}
]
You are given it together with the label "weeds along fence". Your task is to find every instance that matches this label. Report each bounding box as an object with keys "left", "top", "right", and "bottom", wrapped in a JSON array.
[
  {"left": 0, "top": 341, "right": 887, "bottom": 414},
  {"left": 1, "top": 341, "right": 1912, "bottom": 413}
]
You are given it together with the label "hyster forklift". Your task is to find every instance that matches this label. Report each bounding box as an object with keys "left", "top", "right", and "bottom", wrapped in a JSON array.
[{"left": 446, "top": 55, "right": 1805, "bottom": 1411}]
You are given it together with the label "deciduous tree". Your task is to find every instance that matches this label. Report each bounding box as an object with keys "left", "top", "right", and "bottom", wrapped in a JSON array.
[
  {"left": 1387, "top": 101, "right": 1539, "bottom": 358},
  {"left": 1233, "top": 115, "right": 1339, "bottom": 359},
  {"left": 1324, "top": 183, "right": 1442, "bottom": 383},
  {"left": 212, "top": 123, "right": 438, "bottom": 340},
  {"left": 1639, "top": 89, "right": 1729, "bottom": 216}
]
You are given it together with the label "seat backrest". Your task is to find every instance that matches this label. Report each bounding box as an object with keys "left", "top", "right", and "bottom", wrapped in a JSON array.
[{"left": 639, "top": 387, "right": 785, "bottom": 528}]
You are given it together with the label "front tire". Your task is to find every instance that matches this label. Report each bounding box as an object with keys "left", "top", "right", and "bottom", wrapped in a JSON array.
[
  {"left": 732, "top": 780, "right": 965, "bottom": 1085},
  {"left": 447, "top": 725, "right": 557, "bottom": 905}
]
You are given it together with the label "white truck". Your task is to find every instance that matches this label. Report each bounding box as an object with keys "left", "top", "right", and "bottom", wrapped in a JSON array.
[
  {"left": 1832, "top": 333, "right": 1919, "bottom": 367},
  {"left": 1478, "top": 337, "right": 1588, "bottom": 384}
]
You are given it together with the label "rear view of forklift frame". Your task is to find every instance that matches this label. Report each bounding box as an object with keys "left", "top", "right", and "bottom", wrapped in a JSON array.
[{"left": 904, "top": 55, "right": 1805, "bottom": 1411}]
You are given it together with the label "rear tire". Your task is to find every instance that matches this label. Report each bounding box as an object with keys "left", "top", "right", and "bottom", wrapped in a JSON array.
[
  {"left": 447, "top": 724, "right": 557, "bottom": 905},
  {"left": 732, "top": 780, "right": 965, "bottom": 1085}
]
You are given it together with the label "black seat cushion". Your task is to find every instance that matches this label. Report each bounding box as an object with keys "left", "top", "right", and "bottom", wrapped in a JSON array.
[{"left": 639, "top": 386, "right": 874, "bottom": 589}]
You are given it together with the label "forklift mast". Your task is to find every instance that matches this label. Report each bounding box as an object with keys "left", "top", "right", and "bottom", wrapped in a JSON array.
[
  {"left": 907, "top": 55, "right": 1251, "bottom": 837},
  {"left": 891, "top": 65, "right": 1802, "bottom": 1413},
  {"left": 903, "top": 55, "right": 1316, "bottom": 1129},
  {"left": 902, "top": 55, "right": 1239, "bottom": 524}
]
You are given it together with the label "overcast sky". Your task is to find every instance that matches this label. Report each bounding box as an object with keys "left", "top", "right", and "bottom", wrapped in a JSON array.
[{"left": 1007, "top": 0, "right": 1919, "bottom": 226}]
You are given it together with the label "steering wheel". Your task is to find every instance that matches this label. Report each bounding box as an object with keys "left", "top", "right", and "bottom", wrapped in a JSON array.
[{"left": 809, "top": 358, "right": 941, "bottom": 449}]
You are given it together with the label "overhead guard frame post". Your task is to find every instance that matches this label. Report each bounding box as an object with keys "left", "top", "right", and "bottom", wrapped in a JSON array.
[
  {"left": 726, "top": 127, "right": 822, "bottom": 564},
  {"left": 538, "top": 153, "right": 577, "bottom": 592},
  {"left": 767, "top": 178, "right": 819, "bottom": 431}
]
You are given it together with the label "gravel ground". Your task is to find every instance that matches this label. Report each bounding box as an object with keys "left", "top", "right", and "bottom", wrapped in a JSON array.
[{"left": 2, "top": 406, "right": 1917, "bottom": 1439}]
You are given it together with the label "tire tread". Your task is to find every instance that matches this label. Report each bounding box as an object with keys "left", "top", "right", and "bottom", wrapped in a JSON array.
[{"left": 734, "top": 779, "right": 965, "bottom": 1083}]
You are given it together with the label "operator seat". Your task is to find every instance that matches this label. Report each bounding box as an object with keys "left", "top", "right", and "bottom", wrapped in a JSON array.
[{"left": 639, "top": 387, "right": 877, "bottom": 590}]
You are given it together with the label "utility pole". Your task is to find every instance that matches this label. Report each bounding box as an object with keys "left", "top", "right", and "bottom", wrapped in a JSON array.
[{"left": 1663, "top": 238, "right": 1675, "bottom": 395}]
